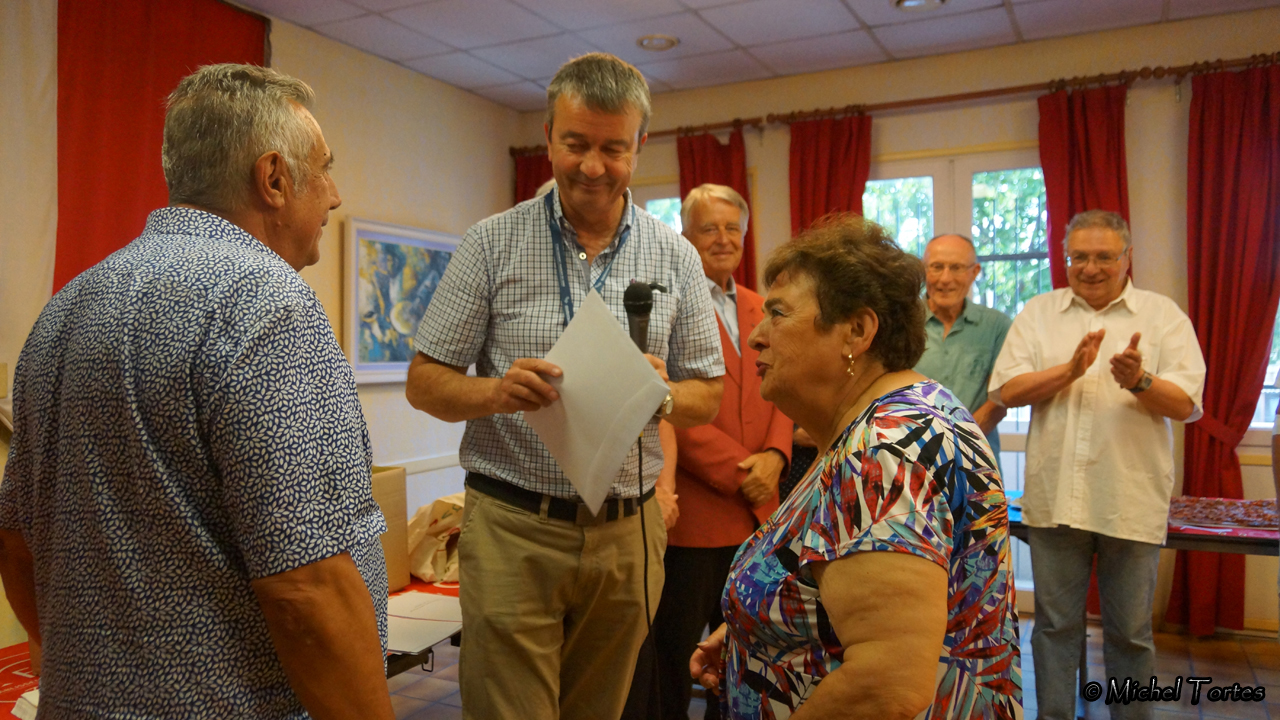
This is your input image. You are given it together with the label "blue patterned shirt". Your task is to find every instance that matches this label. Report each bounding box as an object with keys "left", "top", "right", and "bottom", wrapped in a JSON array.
[
  {"left": 414, "top": 188, "right": 724, "bottom": 499},
  {"left": 0, "top": 208, "right": 388, "bottom": 719}
]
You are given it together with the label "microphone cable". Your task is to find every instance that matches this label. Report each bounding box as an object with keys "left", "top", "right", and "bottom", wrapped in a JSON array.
[{"left": 638, "top": 432, "right": 652, "bottom": 630}]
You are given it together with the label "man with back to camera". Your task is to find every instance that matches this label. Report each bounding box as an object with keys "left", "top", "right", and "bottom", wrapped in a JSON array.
[
  {"left": 0, "top": 64, "right": 394, "bottom": 719},
  {"left": 913, "top": 234, "right": 1012, "bottom": 462},
  {"left": 405, "top": 53, "right": 725, "bottom": 720},
  {"left": 990, "top": 210, "right": 1206, "bottom": 720},
  {"left": 641, "top": 183, "right": 793, "bottom": 720}
]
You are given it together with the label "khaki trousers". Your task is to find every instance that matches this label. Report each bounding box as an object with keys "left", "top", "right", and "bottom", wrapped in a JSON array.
[{"left": 457, "top": 487, "right": 667, "bottom": 720}]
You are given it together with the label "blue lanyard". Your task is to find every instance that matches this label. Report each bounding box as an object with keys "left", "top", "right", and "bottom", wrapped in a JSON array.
[{"left": 545, "top": 191, "right": 632, "bottom": 326}]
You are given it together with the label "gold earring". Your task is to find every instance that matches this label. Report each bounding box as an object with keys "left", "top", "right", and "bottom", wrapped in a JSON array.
[{"left": 846, "top": 353, "right": 856, "bottom": 377}]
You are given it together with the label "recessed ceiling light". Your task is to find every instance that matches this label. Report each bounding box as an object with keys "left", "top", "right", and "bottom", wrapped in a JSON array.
[
  {"left": 637, "top": 34, "right": 680, "bottom": 52},
  {"left": 895, "top": 0, "right": 947, "bottom": 10}
]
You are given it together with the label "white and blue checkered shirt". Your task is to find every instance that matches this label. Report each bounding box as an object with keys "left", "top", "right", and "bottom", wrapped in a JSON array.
[{"left": 415, "top": 188, "right": 725, "bottom": 499}]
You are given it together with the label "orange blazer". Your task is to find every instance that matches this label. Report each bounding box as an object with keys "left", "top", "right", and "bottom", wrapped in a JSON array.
[{"left": 668, "top": 285, "right": 794, "bottom": 549}]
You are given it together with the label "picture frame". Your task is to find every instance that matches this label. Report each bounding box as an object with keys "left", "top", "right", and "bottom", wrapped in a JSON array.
[{"left": 344, "top": 217, "right": 460, "bottom": 384}]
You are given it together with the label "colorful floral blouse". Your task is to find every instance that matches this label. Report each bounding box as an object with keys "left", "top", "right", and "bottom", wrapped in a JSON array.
[{"left": 720, "top": 381, "right": 1022, "bottom": 719}]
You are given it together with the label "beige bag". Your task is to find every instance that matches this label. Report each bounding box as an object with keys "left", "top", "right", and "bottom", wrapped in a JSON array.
[{"left": 406, "top": 492, "right": 465, "bottom": 583}]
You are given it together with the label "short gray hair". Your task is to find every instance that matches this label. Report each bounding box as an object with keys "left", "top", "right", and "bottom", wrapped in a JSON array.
[
  {"left": 546, "top": 53, "right": 651, "bottom": 139},
  {"left": 1065, "top": 210, "right": 1132, "bottom": 249},
  {"left": 681, "top": 184, "right": 749, "bottom": 235},
  {"left": 163, "top": 64, "right": 317, "bottom": 213}
]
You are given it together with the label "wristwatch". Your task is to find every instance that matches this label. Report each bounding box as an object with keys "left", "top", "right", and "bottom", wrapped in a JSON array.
[
  {"left": 1128, "top": 371, "right": 1154, "bottom": 394},
  {"left": 659, "top": 393, "right": 675, "bottom": 417}
]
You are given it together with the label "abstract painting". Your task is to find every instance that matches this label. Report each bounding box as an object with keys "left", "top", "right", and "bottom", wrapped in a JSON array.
[{"left": 344, "top": 218, "right": 459, "bottom": 383}]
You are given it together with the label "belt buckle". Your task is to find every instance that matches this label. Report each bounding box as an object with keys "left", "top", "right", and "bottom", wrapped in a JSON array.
[{"left": 575, "top": 502, "right": 607, "bottom": 526}]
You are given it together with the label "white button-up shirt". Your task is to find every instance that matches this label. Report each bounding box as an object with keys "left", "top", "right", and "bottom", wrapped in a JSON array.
[
  {"left": 989, "top": 283, "right": 1206, "bottom": 545},
  {"left": 708, "top": 276, "right": 740, "bottom": 355}
]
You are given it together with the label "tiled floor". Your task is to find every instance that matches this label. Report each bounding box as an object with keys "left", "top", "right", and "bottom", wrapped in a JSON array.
[{"left": 389, "top": 620, "right": 1280, "bottom": 719}]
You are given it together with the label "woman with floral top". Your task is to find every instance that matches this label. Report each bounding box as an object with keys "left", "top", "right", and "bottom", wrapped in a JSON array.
[{"left": 689, "top": 215, "right": 1022, "bottom": 720}]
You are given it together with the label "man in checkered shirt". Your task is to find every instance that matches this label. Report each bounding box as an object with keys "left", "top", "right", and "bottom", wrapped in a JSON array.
[{"left": 407, "top": 53, "right": 725, "bottom": 720}]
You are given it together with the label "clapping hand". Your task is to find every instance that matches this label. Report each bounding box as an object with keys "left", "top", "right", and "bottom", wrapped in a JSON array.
[
  {"left": 1110, "top": 332, "right": 1144, "bottom": 389},
  {"left": 1068, "top": 330, "right": 1106, "bottom": 380}
]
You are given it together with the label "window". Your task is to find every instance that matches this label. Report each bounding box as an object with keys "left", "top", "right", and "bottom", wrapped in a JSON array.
[
  {"left": 862, "top": 177, "right": 933, "bottom": 258},
  {"left": 970, "top": 168, "right": 1051, "bottom": 319},
  {"left": 645, "top": 198, "right": 682, "bottom": 233},
  {"left": 1251, "top": 315, "right": 1280, "bottom": 428}
]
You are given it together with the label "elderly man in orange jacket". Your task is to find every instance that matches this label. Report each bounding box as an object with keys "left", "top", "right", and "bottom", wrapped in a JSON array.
[{"left": 653, "top": 184, "right": 793, "bottom": 720}]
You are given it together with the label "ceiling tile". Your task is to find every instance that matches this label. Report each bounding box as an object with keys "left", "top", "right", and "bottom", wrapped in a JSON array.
[
  {"left": 1168, "top": 0, "right": 1280, "bottom": 20},
  {"left": 1014, "top": 0, "right": 1163, "bottom": 41},
  {"left": 314, "top": 14, "right": 454, "bottom": 60},
  {"left": 872, "top": 7, "right": 1016, "bottom": 58},
  {"left": 678, "top": 0, "right": 748, "bottom": 8},
  {"left": 699, "top": 0, "right": 859, "bottom": 46},
  {"left": 509, "top": 0, "right": 689, "bottom": 31},
  {"left": 472, "top": 81, "right": 548, "bottom": 111},
  {"left": 404, "top": 52, "right": 522, "bottom": 88},
  {"left": 846, "top": 0, "right": 1005, "bottom": 26},
  {"left": 749, "top": 30, "right": 887, "bottom": 75},
  {"left": 638, "top": 49, "right": 774, "bottom": 90},
  {"left": 577, "top": 12, "right": 734, "bottom": 65},
  {"left": 471, "top": 33, "right": 605, "bottom": 79},
  {"left": 233, "top": 0, "right": 366, "bottom": 26},
  {"left": 345, "top": 0, "right": 430, "bottom": 11},
  {"left": 387, "top": 0, "right": 561, "bottom": 50}
]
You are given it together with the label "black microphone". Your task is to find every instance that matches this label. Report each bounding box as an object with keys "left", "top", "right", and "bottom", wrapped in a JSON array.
[{"left": 623, "top": 282, "right": 653, "bottom": 354}]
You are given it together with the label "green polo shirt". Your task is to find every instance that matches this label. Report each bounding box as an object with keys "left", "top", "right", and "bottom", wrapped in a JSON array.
[{"left": 913, "top": 300, "right": 1012, "bottom": 456}]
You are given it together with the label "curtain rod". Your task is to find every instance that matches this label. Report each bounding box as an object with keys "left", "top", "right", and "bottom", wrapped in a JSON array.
[{"left": 509, "top": 51, "right": 1279, "bottom": 157}]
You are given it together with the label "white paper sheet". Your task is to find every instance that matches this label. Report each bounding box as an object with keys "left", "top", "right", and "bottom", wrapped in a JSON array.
[
  {"left": 524, "top": 290, "right": 671, "bottom": 515},
  {"left": 386, "top": 592, "right": 463, "bottom": 654},
  {"left": 387, "top": 616, "right": 462, "bottom": 654},
  {"left": 387, "top": 591, "right": 463, "bottom": 622}
]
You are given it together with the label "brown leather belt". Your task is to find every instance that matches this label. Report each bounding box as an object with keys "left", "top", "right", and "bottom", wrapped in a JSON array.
[{"left": 466, "top": 472, "right": 653, "bottom": 526}]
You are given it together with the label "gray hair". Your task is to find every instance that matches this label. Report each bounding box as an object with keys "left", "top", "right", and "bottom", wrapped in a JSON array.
[
  {"left": 162, "top": 64, "right": 317, "bottom": 213},
  {"left": 1065, "top": 210, "right": 1132, "bottom": 249},
  {"left": 681, "top": 184, "right": 749, "bottom": 235},
  {"left": 546, "top": 53, "right": 651, "bottom": 139}
]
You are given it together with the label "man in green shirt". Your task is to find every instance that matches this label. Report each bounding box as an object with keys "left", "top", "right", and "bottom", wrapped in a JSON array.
[{"left": 913, "top": 234, "right": 1012, "bottom": 457}]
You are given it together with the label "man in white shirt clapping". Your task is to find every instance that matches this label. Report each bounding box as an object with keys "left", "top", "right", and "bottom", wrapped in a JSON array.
[{"left": 990, "top": 210, "right": 1206, "bottom": 720}]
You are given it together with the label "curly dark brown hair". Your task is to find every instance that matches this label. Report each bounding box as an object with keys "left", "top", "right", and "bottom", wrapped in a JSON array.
[{"left": 763, "top": 214, "right": 926, "bottom": 371}]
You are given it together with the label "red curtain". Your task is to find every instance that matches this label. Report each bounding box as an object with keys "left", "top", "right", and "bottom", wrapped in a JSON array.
[
  {"left": 55, "top": 0, "right": 266, "bottom": 292},
  {"left": 514, "top": 153, "right": 554, "bottom": 205},
  {"left": 678, "top": 127, "right": 756, "bottom": 290},
  {"left": 1165, "top": 64, "right": 1280, "bottom": 636},
  {"left": 1037, "top": 85, "right": 1131, "bottom": 289},
  {"left": 788, "top": 115, "right": 872, "bottom": 236}
]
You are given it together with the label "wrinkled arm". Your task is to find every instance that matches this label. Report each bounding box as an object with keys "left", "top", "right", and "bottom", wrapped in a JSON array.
[
  {"left": 252, "top": 552, "right": 394, "bottom": 720},
  {"left": 0, "top": 529, "right": 39, "bottom": 645},
  {"left": 790, "top": 552, "right": 948, "bottom": 720},
  {"left": 656, "top": 421, "right": 680, "bottom": 529},
  {"left": 667, "top": 376, "right": 723, "bottom": 428},
  {"left": 1131, "top": 377, "right": 1196, "bottom": 421},
  {"left": 997, "top": 363, "right": 1078, "bottom": 408}
]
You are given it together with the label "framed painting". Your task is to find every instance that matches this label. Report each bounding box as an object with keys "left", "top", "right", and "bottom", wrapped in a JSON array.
[{"left": 344, "top": 218, "right": 459, "bottom": 383}]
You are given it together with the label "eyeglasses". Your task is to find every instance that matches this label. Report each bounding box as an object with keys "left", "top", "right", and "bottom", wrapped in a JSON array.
[
  {"left": 926, "top": 262, "right": 974, "bottom": 275},
  {"left": 1065, "top": 251, "right": 1127, "bottom": 268}
]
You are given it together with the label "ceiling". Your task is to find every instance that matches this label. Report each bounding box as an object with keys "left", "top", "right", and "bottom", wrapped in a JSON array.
[{"left": 233, "top": 0, "right": 1278, "bottom": 112}]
